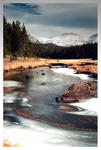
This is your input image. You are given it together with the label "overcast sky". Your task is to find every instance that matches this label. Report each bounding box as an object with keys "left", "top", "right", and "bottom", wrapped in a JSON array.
[{"left": 4, "top": 3, "right": 97, "bottom": 39}]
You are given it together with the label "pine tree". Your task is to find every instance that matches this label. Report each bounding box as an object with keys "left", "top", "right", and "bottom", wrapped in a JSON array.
[
  {"left": 4, "top": 16, "right": 12, "bottom": 56},
  {"left": 11, "top": 21, "right": 17, "bottom": 57},
  {"left": 11, "top": 21, "right": 21, "bottom": 58},
  {"left": 20, "top": 23, "right": 29, "bottom": 57}
]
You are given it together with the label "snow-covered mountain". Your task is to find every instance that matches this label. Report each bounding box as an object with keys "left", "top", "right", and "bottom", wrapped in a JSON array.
[
  {"left": 29, "top": 33, "right": 97, "bottom": 47},
  {"left": 88, "top": 34, "right": 97, "bottom": 44},
  {"left": 50, "top": 33, "right": 85, "bottom": 47},
  {"left": 28, "top": 34, "right": 50, "bottom": 44},
  {"left": 28, "top": 34, "right": 40, "bottom": 43}
]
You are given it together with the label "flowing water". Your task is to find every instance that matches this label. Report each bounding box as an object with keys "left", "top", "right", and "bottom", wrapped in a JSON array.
[{"left": 4, "top": 67, "right": 97, "bottom": 147}]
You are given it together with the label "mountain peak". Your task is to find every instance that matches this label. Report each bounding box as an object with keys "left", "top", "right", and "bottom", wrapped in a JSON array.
[
  {"left": 51, "top": 33, "right": 85, "bottom": 47},
  {"left": 61, "top": 33, "right": 78, "bottom": 36},
  {"left": 29, "top": 33, "right": 97, "bottom": 47}
]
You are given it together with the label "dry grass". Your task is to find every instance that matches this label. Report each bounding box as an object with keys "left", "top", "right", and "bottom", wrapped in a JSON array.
[
  {"left": 4, "top": 56, "right": 97, "bottom": 74},
  {"left": 69, "top": 64, "right": 97, "bottom": 74}
]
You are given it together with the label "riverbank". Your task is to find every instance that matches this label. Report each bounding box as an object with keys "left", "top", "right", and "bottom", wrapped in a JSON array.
[{"left": 4, "top": 56, "right": 97, "bottom": 75}]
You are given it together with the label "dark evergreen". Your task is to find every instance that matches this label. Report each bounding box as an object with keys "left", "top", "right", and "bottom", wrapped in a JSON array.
[
  {"left": 20, "top": 23, "right": 29, "bottom": 57},
  {"left": 4, "top": 16, "right": 12, "bottom": 56}
]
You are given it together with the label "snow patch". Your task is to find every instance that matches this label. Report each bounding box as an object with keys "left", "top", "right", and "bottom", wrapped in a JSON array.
[
  {"left": 51, "top": 68, "right": 90, "bottom": 80},
  {"left": 69, "top": 98, "right": 98, "bottom": 113},
  {"left": 4, "top": 92, "right": 18, "bottom": 103},
  {"left": 4, "top": 80, "right": 22, "bottom": 87}
]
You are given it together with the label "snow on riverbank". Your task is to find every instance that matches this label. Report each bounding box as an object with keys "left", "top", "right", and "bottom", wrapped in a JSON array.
[
  {"left": 4, "top": 115, "right": 97, "bottom": 147},
  {"left": 51, "top": 68, "right": 90, "bottom": 80},
  {"left": 68, "top": 98, "right": 98, "bottom": 116},
  {"left": 70, "top": 98, "right": 98, "bottom": 112},
  {"left": 4, "top": 80, "right": 22, "bottom": 88}
]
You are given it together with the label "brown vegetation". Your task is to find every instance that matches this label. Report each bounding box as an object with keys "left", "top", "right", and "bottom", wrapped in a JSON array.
[
  {"left": 69, "top": 63, "right": 97, "bottom": 74},
  {"left": 4, "top": 56, "right": 97, "bottom": 74}
]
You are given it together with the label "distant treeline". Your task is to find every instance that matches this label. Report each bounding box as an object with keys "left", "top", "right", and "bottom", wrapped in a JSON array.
[
  {"left": 4, "top": 16, "right": 97, "bottom": 60},
  {"left": 32, "top": 43, "right": 97, "bottom": 59}
]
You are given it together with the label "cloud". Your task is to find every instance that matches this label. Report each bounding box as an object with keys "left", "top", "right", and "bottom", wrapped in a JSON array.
[
  {"left": 4, "top": 3, "right": 42, "bottom": 16},
  {"left": 4, "top": 3, "right": 97, "bottom": 28},
  {"left": 32, "top": 4, "right": 97, "bottom": 29},
  {"left": 3, "top": 3, "right": 97, "bottom": 38}
]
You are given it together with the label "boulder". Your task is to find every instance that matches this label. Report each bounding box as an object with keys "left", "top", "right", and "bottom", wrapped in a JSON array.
[{"left": 56, "top": 81, "right": 97, "bottom": 103}]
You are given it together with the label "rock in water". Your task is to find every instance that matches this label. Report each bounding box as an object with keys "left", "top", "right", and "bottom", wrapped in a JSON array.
[
  {"left": 41, "top": 73, "right": 45, "bottom": 75},
  {"left": 56, "top": 81, "right": 97, "bottom": 103},
  {"left": 25, "top": 75, "right": 30, "bottom": 79}
]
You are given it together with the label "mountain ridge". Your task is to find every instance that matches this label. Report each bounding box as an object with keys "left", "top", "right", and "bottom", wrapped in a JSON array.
[
  {"left": 88, "top": 34, "right": 97, "bottom": 44},
  {"left": 29, "top": 33, "right": 97, "bottom": 47}
]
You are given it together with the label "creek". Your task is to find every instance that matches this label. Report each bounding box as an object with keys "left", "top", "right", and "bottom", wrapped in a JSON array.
[{"left": 4, "top": 66, "right": 97, "bottom": 147}]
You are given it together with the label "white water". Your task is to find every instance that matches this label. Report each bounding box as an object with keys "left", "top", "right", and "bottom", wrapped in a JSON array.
[{"left": 51, "top": 68, "right": 90, "bottom": 80}]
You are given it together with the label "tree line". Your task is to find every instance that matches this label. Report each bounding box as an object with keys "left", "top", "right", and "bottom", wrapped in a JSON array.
[
  {"left": 4, "top": 16, "right": 97, "bottom": 60},
  {"left": 32, "top": 42, "right": 97, "bottom": 59},
  {"left": 4, "top": 16, "right": 33, "bottom": 59}
]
